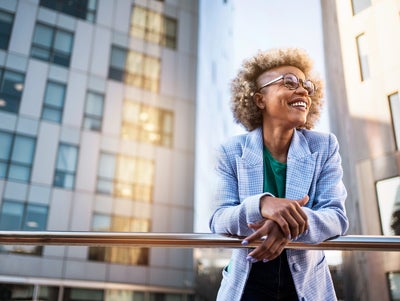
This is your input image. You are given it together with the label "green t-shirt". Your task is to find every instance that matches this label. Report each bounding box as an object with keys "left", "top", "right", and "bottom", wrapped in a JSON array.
[{"left": 263, "top": 146, "right": 287, "bottom": 197}]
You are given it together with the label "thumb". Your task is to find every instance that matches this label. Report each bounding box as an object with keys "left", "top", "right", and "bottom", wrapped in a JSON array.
[{"left": 297, "top": 195, "right": 309, "bottom": 206}]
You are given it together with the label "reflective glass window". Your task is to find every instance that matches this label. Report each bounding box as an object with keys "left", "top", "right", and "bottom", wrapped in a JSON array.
[
  {"left": 42, "top": 81, "right": 66, "bottom": 123},
  {"left": 40, "top": 0, "right": 98, "bottom": 22},
  {"left": 351, "top": 0, "right": 371, "bottom": 15},
  {"left": 388, "top": 272, "right": 400, "bottom": 301},
  {"left": 31, "top": 23, "right": 74, "bottom": 67},
  {"left": 376, "top": 176, "right": 400, "bottom": 235},
  {"left": 130, "top": 6, "right": 177, "bottom": 49},
  {"left": 0, "top": 10, "right": 14, "bottom": 50},
  {"left": 63, "top": 288, "right": 104, "bottom": 301},
  {"left": 96, "top": 153, "right": 154, "bottom": 202},
  {"left": 54, "top": 143, "right": 78, "bottom": 189},
  {"left": 122, "top": 101, "right": 173, "bottom": 147},
  {"left": 108, "top": 46, "right": 160, "bottom": 92},
  {"left": 389, "top": 92, "right": 400, "bottom": 150},
  {"left": 83, "top": 91, "right": 104, "bottom": 131},
  {"left": 0, "top": 68, "right": 25, "bottom": 113},
  {"left": 0, "top": 283, "right": 34, "bottom": 300},
  {"left": 356, "top": 34, "right": 370, "bottom": 81},
  {"left": 89, "top": 213, "right": 150, "bottom": 265},
  {"left": 0, "top": 131, "right": 36, "bottom": 182}
]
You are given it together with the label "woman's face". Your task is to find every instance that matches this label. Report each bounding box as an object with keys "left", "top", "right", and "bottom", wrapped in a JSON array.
[{"left": 254, "top": 65, "right": 312, "bottom": 130}]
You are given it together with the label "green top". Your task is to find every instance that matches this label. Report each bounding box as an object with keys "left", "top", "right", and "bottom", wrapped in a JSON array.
[{"left": 263, "top": 146, "right": 287, "bottom": 198}]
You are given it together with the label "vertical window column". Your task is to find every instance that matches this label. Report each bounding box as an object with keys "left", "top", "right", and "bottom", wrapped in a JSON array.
[
  {"left": 54, "top": 143, "right": 79, "bottom": 189},
  {"left": 41, "top": 81, "right": 66, "bottom": 123},
  {"left": 356, "top": 33, "right": 370, "bottom": 81},
  {"left": 389, "top": 92, "right": 400, "bottom": 150},
  {"left": 0, "top": 10, "right": 14, "bottom": 50},
  {"left": 0, "top": 131, "right": 36, "bottom": 182}
]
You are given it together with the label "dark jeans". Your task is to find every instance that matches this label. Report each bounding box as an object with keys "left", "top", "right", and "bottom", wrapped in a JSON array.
[{"left": 241, "top": 250, "right": 299, "bottom": 301}]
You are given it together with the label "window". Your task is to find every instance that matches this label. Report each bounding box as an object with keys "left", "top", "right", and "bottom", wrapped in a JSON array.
[
  {"left": 0, "top": 284, "right": 34, "bottom": 300},
  {"left": 0, "top": 200, "right": 48, "bottom": 255},
  {"left": 389, "top": 92, "right": 400, "bottom": 150},
  {"left": 356, "top": 34, "right": 370, "bottom": 81},
  {"left": 63, "top": 288, "right": 104, "bottom": 301},
  {"left": 0, "top": 10, "right": 14, "bottom": 50},
  {"left": 41, "top": 81, "right": 66, "bottom": 123},
  {"left": 108, "top": 46, "right": 160, "bottom": 92},
  {"left": 96, "top": 153, "right": 154, "bottom": 202},
  {"left": 388, "top": 272, "right": 400, "bottom": 301},
  {"left": 121, "top": 101, "right": 174, "bottom": 148},
  {"left": 0, "top": 131, "right": 36, "bottom": 182},
  {"left": 82, "top": 91, "right": 104, "bottom": 131},
  {"left": 31, "top": 23, "right": 74, "bottom": 67},
  {"left": 351, "top": 0, "right": 371, "bottom": 15},
  {"left": 0, "top": 68, "right": 25, "bottom": 113},
  {"left": 130, "top": 6, "right": 178, "bottom": 49},
  {"left": 54, "top": 143, "right": 79, "bottom": 189},
  {"left": 376, "top": 176, "right": 400, "bottom": 235},
  {"left": 88, "top": 213, "right": 150, "bottom": 265},
  {"left": 40, "top": 0, "right": 98, "bottom": 22}
]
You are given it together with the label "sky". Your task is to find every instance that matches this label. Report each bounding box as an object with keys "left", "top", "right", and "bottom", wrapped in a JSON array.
[{"left": 231, "top": 0, "right": 331, "bottom": 132}]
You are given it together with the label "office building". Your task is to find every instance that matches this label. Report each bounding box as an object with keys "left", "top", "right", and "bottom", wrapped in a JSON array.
[
  {"left": 321, "top": 0, "right": 400, "bottom": 300},
  {"left": 0, "top": 0, "right": 198, "bottom": 300}
]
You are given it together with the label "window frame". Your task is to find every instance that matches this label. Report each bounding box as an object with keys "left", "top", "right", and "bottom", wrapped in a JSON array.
[
  {"left": 0, "top": 10, "right": 14, "bottom": 50},
  {"left": 41, "top": 80, "right": 67, "bottom": 123},
  {"left": 31, "top": 22, "right": 74, "bottom": 67},
  {"left": 53, "top": 143, "right": 79, "bottom": 189},
  {"left": 0, "top": 130, "right": 36, "bottom": 182}
]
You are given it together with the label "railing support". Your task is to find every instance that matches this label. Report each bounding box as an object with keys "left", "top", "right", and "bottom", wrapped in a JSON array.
[{"left": 0, "top": 231, "right": 399, "bottom": 251}]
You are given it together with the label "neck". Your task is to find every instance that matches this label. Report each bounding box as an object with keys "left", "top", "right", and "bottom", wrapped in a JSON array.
[{"left": 262, "top": 126, "right": 293, "bottom": 163}]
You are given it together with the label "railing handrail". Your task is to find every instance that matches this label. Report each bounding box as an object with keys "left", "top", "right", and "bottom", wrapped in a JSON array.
[{"left": 0, "top": 231, "right": 399, "bottom": 251}]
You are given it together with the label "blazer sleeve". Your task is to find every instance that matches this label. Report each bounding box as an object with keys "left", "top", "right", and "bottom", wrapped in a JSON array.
[
  {"left": 209, "top": 143, "right": 265, "bottom": 237},
  {"left": 297, "top": 133, "right": 349, "bottom": 244}
]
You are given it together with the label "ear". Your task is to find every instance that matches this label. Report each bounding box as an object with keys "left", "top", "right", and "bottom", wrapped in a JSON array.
[{"left": 254, "top": 92, "right": 265, "bottom": 110}]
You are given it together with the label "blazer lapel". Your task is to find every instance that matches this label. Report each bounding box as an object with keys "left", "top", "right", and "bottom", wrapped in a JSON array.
[
  {"left": 236, "top": 128, "right": 264, "bottom": 200},
  {"left": 286, "top": 130, "right": 317, "bottom": 208}
]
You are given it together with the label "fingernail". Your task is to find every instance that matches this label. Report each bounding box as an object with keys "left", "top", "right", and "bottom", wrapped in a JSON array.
[
  {"left": 263, "top": 259, "right": 269, "bottom": 263},
  {"left": 241, "top": 240, "right": 249, "bottom": 245},
  {"left": 246, "top": 255, "right": 258, "bottom": 263},
  {"left": 288, "top": 234, "right": 292, "bottom": 240}
]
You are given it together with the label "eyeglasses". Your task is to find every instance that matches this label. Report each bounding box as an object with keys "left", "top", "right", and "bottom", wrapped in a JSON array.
[{"left": 258, "top": 73, "right": 316, "bottom": 96}]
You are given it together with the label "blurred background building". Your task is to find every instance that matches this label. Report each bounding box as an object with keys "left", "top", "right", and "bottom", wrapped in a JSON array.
[
  {"left": 321, "top": 0, "right": 400, "bottom": 300},
  {"left": 0, "top": 0, "right": 198, "bottom": 300},
  {"left": 1, "top": 0, "right": 400, "bottom": 300}
]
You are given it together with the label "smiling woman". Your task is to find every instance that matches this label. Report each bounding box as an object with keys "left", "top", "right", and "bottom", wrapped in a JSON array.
[{"left": 209, "top": 47, "right": 348, "bottom": 301}]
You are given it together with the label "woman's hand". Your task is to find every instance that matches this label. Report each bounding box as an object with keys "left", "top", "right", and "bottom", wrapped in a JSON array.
[
  {"left": 242, "top": 219, "right": 289, "bottom": 262},
  {"left": 260, "top": 195, "right": 309, "bottom": 239}
]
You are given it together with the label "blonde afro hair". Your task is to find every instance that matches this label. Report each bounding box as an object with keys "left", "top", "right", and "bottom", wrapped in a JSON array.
[{"left": 231, "top": 47, "right": 324, "bottom": 131}]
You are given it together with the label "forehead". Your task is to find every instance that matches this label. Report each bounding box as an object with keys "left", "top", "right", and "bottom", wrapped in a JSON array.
[{"left": 256, "top": 65, "right": 306, "bottom": 85}]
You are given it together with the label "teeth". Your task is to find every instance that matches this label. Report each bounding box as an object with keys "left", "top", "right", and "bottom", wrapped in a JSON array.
[{"left": 290, "top": 101, "right": 307, "bottom": 108}]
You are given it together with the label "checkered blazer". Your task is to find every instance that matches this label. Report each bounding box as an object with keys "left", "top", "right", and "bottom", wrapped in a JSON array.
[{"left": 209, "top": 127, "right": 349, "bottom": 301}]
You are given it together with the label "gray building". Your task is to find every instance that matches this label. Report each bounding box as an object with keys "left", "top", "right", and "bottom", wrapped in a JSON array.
[
  {"left": 0, "top": 0, "right": 199, "bottom": 300},
  {"left": 321, "top": 0, "right": 400, "bottom": 300}
]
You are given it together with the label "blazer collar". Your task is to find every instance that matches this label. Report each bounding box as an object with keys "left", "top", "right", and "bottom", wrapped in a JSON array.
[{"left": 239, "top": 128, "right": 317, "bottom": 202}]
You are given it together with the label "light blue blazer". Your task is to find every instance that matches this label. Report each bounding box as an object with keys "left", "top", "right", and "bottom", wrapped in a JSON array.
[{"left": 209, "top": 127, "right": 349, "bottom": 301}]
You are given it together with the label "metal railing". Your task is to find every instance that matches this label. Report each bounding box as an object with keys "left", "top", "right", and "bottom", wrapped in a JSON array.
[{"left": 0, "top": 231, "right": 399, "bottom": 251}]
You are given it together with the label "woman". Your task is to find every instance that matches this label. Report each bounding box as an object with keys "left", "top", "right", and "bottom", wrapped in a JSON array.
[{"left": 209, "top": 48, "right": 349, "bottom": 301}]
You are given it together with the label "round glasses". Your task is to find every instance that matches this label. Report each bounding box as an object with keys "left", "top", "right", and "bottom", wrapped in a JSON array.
[{"left": 258, "top": 73, "right": 316, "bottom": 96}]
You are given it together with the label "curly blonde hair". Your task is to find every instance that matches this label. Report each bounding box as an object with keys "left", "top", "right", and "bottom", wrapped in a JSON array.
[{"left": 231, "top": 47, "right": 324, "bottom": 131}]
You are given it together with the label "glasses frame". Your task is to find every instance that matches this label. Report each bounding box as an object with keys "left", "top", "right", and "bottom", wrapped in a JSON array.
[{"left": 257, "top": 73, "right": 315, "bottom": 96}]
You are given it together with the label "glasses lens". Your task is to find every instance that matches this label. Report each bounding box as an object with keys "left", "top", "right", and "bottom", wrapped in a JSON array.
[
  {"left": 303, "top": 80, "right": 315, "bottom": 96},
  {"left": 283, "top": 74, "right": 299, "bottom": 90}
]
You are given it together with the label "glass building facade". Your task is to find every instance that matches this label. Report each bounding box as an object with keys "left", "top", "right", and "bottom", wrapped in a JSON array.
[{"left": 0, "top": 0, "right": 198, "bottom": 300}]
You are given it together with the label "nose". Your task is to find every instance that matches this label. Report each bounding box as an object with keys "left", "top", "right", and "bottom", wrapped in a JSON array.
[{"left": 295, "top": 84, "right": 309, "bottom": 96}]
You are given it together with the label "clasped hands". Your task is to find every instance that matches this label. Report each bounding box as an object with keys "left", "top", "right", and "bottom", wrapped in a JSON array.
[{"left": 242, "top": 195, "right": 309, "bottom": 263}]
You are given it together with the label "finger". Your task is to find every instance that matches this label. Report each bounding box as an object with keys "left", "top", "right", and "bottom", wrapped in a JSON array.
[
  {"left": 242, "top": 228, "right": 267, "bottom": 245},
  {"left": 296, "top": 195, "right": 309, "bottom": 206},
  {"left": 271, "top": 215, "right": 290, "bottom": 238}
]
